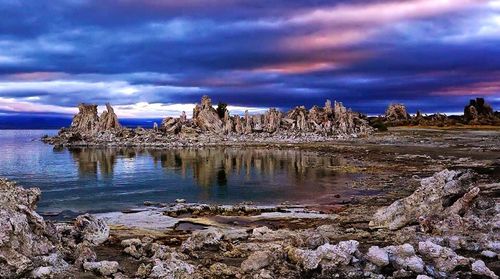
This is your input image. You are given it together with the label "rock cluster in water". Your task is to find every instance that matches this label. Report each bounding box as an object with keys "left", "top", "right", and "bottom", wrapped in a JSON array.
[
  {"left": 374, "top": 98, "right": 500, "bottom": 127},
  {"left": 43, "top": 95, "right": 373, "bottom": 147}
]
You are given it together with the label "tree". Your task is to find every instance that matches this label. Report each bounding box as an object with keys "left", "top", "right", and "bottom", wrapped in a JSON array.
[{"left": 216, "top": 102, "right": 228, "bottom": 119}]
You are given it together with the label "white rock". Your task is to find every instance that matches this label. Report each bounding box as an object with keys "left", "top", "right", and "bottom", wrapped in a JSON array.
[
  {"left": 481, "top": 250, "right": 497, "bottom": 258},
  {"left": 241, "top": 251, "right": 272, "bottom": 272},
  {"left": 366, "top": 246, "right": 390, "bottom": 267},
  {"left": 418, "top": 241, "right": 469, "bottom": 272},
  {"left": 471, "top": 260, "right": 498, "bottom": 279},
  {"left": 83, "top": 260, "right": 119, "bottom": 276}
]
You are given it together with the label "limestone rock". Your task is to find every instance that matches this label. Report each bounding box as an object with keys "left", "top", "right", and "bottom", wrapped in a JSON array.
[
  {"left": 464, "top": 98, "right": 497, "bottom": 125},
  {"left": 98, "top": 103, "right": 121, "bottom": 131},
  {"left": 385, "top": 244, "right": 425, "bottom": 273},
  {"left": 0, "top": 179, "right": 63, "bottom": 278},
  {"left": 193, "top": 95, "right": 224, "bottom": 133},
  {"left": 471, "top": 260, "right": 498, "bottom": 279},
  {"left": 365, "top": 246, "right": 389, "bottom": 267},
  {"left": 83, "top": 260, "right": 119, "bottom": 276},
  {"left": 181, "top": 228, "right": 223, "bottom": 251},
  {"left": 241, "top": 251, "right": 272, "bottom": 272},
  {"left": 71, "top": 104, "right": 99, "bottom": 133},
  {"left": 161, "top": 117, "right": 179, "bottom": 134},
  {"left": 74, "top": 214, "right": 110, "bottom": 245},
  {"left": 418, "top": 240, "right": 469, "bottom": 272},
  {"left": 385, "top": 104, "right": 410, "bottom": 123},
  {"left": 370, "top": 169, "right": 474, "bottom": 230},
  {"left": 287, "top": 241, "right": 359, "bottom": 271},
  {"left": 148, "top": 254, "right": 194, "bottom": 279}
]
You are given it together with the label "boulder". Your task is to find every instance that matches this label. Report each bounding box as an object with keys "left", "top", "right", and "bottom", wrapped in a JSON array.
[
  {"left": 471, "top": 260, "right": 498, "bottom": 279},
  {"left": 83, "top": 260, "right": 119, "bottom": 276},
  {"left": 385, "top": 244, "right": 425, "bottom": 273},
  {"left": 287, "top": 241, "right": 359, "bottom": 271},
  {"left": 181, "top": 228, "right": 223, "bottom": 252},
  {"left": 148, "top": 254, "right": 194, "bottom": 279},
  {"left": 74, "top": 214, "right": 110, "bottom": 245},
  {"left": 418, "top": 241, "right": 469, "bottom": 272},
  {"left": 241, "top": 251, "right": 272, "bottom": 272},
  {"left": 365, "top": 246, "right": 390, "bottom": 267},
  {"left": 369, "top": 169, "right": 474, "bottom": 230}
]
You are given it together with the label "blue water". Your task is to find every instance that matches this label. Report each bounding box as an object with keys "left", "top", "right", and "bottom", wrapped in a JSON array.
[{"left": 0, "top": 130, "right": 357, "bottom": 214}]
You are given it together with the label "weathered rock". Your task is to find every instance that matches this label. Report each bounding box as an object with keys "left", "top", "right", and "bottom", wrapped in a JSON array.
[
  {"left": 74, "top": 214, "right": 110, "bottom": 245},
  {"left": 161, "top": 117, "right": 179, "bottom": 134},
  {"left": 287, "top": 241, "right": 359, "bottom": 271},
  {"left": 370, "top": 169, "right": 474, "bottom": 230},
  {"left": 464, "top": 98, "right": 497, "bottom": 125},
  {"left": 471, "top": 259, "right": 498, "bottom": 279},
  {"left": 193, "top": 95, "right": 224, "bottom": 133},
  {"left": 365, "top": 246, "right": 390, "bottom": 267},
  {"left": 241, "top": 251, "right": 272, "bottom": 272},
  {"left": 385, "top": 104, "right": 410, "bottom": 123},
  {"left": 181, "top": 228, "right": 223, "bottom": 251},
  {"left": 0, "top": 179, "right": 64, "bottom": 278},
  {"left": 71, "top": 104, "right": 99, "bottom": 133},
  {"left": 98, "top": 103, "right": 121, "bottom": 131},
  {"left": 148, "top": 253, "right": 194, "bottom": 279},
  {"left": 385, "top": 244, "right": 425, "bottom": 273},
  {"left": 418, "top": 240, "right": 469, "bottom": 272},
  {"left": 83, "top": 260, "right": 119, "bottom": 276}
]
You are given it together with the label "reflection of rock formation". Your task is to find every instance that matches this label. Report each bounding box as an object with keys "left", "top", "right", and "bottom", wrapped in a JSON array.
[
  {"left": 148, "top": 148, "right": 342, "bottom": 188},
  {"left": 65, "top": 147, "right": 344, "bottom": 189},
  {"left": 69, "top": 148, "right": 119, "bottom": 177}
]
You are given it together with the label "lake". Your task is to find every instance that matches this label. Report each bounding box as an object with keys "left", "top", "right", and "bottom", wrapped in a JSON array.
[{"left": 0, "top": 130, "right": 362, "bottom": 214}]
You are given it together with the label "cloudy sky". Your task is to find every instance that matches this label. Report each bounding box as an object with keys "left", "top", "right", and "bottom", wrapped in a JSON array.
[{"left": 1, "top": 0, "right": 500, "bottom": 118}]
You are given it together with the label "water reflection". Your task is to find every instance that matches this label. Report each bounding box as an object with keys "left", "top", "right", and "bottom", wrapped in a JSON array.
[{"left": 67, "top": 147, "right": 346, "bottom": 188}]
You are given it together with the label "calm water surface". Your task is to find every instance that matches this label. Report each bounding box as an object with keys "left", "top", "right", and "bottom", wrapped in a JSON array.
[{"left": 0, "top": 130, "right": 362, "bottom": 214}]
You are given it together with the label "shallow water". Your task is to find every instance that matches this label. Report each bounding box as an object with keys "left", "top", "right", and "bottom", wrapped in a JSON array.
[{"left": 0, "top": 130, "right": 362, "bottom": 214}]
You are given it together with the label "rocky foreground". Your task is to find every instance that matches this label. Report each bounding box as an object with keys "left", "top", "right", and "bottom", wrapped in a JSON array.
[
  {"left": 1, "top": 168, "right": 498, "bottom": 278},
  {"left": 42, "top": 95, "right": 373, "bottom": 147}
]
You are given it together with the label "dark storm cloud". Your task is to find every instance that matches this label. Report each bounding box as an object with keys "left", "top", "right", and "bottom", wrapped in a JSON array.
[{"left": 0, "top": 0, "right": 499, "bottom": 118}]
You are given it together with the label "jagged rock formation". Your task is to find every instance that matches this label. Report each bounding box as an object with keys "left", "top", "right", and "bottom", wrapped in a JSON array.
[
  {"left": 98, "top": 103, "right": 121, "bottom": 131},
  {"left": 70, "top": 104, "right": 99, "bottom": 133},
  {"left": 44, "top": 95, "right": 373, "bottom": 146},
  {"left": 0, "top": 178, "right": 113, "bottom": 278},
  {"left": 464, "top": 97, "right": 498, "bottom": 125},
  {"left": 183, "top": 96, "right": 372, "bottom": 136},
  {"left": 385, "top": 104, "right": 410, "bottom": 124},
  {"left": 69, "top": 103, "right": 121, "bottom": 134},
  {"left": 192, "top": 95, "right": 224, "bottom": 133}
]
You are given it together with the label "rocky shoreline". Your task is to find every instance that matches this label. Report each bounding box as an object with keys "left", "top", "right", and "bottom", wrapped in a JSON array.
[{"left": 1, "top": 166, "right": 499, "bottom": 278}]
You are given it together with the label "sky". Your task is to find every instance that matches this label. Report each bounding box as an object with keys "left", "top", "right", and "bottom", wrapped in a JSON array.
[{"left": 0, "top": 0, "right": 500, "bottom": 120}]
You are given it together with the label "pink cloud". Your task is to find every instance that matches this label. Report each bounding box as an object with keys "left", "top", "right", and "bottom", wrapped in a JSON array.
[
  {"left": 6, "top": 72, "right": 68, "bottom": 81},
  {"left": 432, "top": 80, "right": 500, "bottom": 96},
  {"left": 290, "top": 0, "right": 484, "bottom": 26}
]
